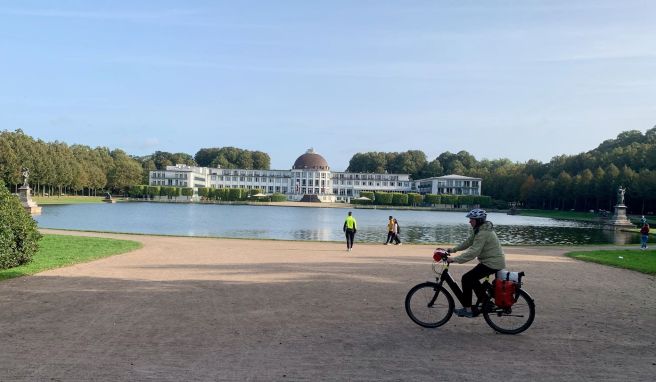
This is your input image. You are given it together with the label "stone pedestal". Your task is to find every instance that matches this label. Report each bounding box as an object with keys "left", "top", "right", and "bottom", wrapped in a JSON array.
[
  {"left": 18, "top": 186, "right": 42, "bottom": 216},
  {"left": 604, "top": 204, "right": 634, "bottom": 230}
]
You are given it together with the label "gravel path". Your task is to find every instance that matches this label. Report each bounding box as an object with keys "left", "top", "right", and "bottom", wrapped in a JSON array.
[{"left": 0, "top": 229, "right": 654, "bottom": 381}]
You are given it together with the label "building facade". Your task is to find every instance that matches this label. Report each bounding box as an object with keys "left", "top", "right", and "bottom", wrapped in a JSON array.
[{"left": 149, "top": 148, "right": 482, "bottom": 202}]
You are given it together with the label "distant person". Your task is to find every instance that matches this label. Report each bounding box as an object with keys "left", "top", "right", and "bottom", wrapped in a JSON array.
[
  {"left": 343, "top": 211, "right": 357, "bottom": 252},
  {"left": 385, "top": 216, "right": 394, "bottom": 245},
  {"left": 393, "top": 218, "right": 402, "bottom": 245},
  {"left": 640, "top": 222, "right": 650, "bottom": 250}
]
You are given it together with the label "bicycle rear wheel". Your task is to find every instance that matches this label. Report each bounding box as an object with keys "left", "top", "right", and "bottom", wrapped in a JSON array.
[
  {"left": 405, "top": 282, "right": 454, "bottom": 328},
  {"left": 483, "top": 289, "right": 535, "bottom": 334}
]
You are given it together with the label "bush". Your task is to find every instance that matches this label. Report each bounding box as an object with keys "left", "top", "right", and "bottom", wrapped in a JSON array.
[
  {"left": 360, "top": 191, "right": 375, "bottom": 201},
  {"left": 441, "top": 194, "right": 458, "bottom": 206},
  {"left": 375, "top": 192, "right": 393, "bottom": 205},
  {"left": 0, "top": 183, "right": 42, "bottom": 269},
  {"left": 270, "top": 193, "right": 287, "bottom": 202},
  {"left": 424, "top": 194, "right": 441, "bottom": 205},
  {"left": 408, "top": 193, "right": 423, "bottom": 206},
  {"left": 391, "top": 193, "right": 408, "bottom": 206}
]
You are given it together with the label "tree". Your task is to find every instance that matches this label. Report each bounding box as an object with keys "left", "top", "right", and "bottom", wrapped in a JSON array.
[{"left": 108, "top": 149, "right": 143, "bottom": 193}]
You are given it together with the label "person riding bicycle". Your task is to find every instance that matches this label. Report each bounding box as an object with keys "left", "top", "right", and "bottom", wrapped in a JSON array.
[{"left": 445, "top": 208, "right": 506, "bottom": 318}]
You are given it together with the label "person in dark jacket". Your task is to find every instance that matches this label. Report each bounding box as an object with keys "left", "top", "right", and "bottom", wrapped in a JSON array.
[{"left": 343, "top": 211, "right": 357, "bottom": 252}]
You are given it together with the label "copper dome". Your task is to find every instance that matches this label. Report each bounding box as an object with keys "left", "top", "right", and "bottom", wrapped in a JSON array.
[{"left": 292, "top": 148, "right": 330, "bottom": 170}]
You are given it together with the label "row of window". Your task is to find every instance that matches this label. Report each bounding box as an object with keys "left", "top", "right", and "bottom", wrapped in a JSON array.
[{"left": 335, "top": 173, "right": 403, "bottom": 181}]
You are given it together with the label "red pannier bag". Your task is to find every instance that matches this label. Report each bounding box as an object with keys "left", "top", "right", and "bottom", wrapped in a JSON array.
[{"left": 494, "top": 271, "right": 519, "bottom": 309}]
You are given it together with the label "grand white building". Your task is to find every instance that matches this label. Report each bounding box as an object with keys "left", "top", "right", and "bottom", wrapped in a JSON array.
[{"left": 149, "top": 148, "right": 482, "bottom": 202}]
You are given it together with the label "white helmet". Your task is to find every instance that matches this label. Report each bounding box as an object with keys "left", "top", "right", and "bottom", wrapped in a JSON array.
[{"left": 465, "top": 208, "right": 487, "bottom": 220}]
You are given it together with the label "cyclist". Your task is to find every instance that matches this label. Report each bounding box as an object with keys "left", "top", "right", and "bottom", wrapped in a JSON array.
[{"left": 445, "top": 208, "right": 506, "bottom": 318}]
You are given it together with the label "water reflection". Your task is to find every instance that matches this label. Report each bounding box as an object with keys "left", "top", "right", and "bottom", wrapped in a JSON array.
[{"left": 34, "top": 203, "right": 641, "bottom": 245}]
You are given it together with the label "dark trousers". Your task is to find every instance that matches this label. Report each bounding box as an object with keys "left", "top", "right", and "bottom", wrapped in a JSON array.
[
  {"left": 385, "top": 231, "right": 394, "bottom": 243},
  {"left": 461, "top": 263, "right": 497, "bottom": 307},
  {"left": 392, "top": 233, "right": 401, "bottom": 244},
  {"left": 345, "top": 229, "right": 355, "bottom": 249}
]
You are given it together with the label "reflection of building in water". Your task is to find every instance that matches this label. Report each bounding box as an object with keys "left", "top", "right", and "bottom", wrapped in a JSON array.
[{"left": 149, "top": 148, "right": 482, "bottom": 203}]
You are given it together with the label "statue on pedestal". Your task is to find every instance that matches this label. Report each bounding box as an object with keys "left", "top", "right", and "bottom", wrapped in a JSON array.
[
  {"left": 617, "top": 186, "right": 626, "bottom": 205},
  {"left": 22, "top": 167, "right": 29, "bottom": 188},
  {"left": 18, "top": 167, "right": 41, "bottom": 215}
]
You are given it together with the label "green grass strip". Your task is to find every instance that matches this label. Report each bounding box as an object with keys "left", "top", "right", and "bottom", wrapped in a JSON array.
[
  {"left": 565, "top": 249, "right": 656, "bottom": 275},
  {"left": 32, "top": 196, "right": 107, "bottom": 205},
  {"left": 0, "top": 234, "right": 142, "bottom": 281}
]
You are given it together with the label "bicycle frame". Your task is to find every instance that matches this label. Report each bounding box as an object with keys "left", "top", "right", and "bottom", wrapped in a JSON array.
[{"left": 432, "top": 262, "right": 491, "bottom": 308}]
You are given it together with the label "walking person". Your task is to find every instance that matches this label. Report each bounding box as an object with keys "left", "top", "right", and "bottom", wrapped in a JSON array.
[
  {"left": 343, "top": 211, "right": 357, "bottom": 252},
  {"left": 640, "top": 222, "right": 650, "bottom": 250},
  {"left": 385, "top": 216, "right": 394, "bottom": 244},
  {"left": 392, "top": 218, "right": 402, "bottom": 245}
]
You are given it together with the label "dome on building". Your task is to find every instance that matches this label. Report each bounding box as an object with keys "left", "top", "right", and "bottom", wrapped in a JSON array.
[{"left": 292, "top": 148, "right": 330, "bottom": 170}]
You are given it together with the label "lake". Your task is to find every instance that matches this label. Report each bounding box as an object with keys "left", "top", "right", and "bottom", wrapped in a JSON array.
[{"left": 34, "top": 202, "right": 639, "bottom": 245}]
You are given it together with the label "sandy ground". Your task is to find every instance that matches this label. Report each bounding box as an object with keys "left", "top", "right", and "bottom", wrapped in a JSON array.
[{"left": 0, "top": 229, "right": 655, "bottom": 381}]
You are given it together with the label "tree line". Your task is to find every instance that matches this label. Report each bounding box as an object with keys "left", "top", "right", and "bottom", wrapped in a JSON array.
[
  {"left": 347, "top": 127, "right": 656, "bottom": 213},
  {"left": 4, "top": 127, "right": 656, "bottom": 214},
  {"left": 0, "top": 130, "right": 271, "bottom": 195}
]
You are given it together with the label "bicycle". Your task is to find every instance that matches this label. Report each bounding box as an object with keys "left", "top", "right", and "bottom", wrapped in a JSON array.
[{"left": 405, "top": 249, "right": 535, "bottom": 334}]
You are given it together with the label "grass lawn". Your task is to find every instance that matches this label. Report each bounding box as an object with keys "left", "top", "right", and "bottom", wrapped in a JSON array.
[
  {"left": 0, "top": 234, "right": 141, "bottom": 281},
  {"left": 32, "top": 195, "right": 109, "bottom": 205},
  {"left": 516, "top": 209, "right": 652, "bottom": 225},
  {"left": 565, "top": 249, "right": 656, "bottom": 275}
]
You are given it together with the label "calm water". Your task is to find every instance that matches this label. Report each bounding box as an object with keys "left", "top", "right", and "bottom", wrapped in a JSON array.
[{"left": 34, "top": 202, "right": 639, "bottom": 245}]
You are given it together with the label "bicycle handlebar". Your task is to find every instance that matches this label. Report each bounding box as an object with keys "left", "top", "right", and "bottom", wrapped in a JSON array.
[{"left": 433, "top": 248, "right": 449, "bottom": 262}]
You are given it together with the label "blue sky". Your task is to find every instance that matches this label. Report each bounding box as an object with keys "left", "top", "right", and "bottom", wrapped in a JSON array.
[{"left": 1, "top": 1, "right": 654, "bottom": 171}]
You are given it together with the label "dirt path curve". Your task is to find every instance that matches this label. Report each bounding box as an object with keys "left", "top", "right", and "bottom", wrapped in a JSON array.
[{"left": 1, "top": 229, "right": 654, "bottom": 381}]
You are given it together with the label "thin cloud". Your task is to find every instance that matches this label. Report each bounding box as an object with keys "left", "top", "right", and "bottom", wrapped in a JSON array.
[{"left": 0, "top": 7, "right": 199, "bottom": 22}]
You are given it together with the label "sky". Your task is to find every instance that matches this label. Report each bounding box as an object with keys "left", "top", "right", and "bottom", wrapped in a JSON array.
[{"left": 1, "top": 1, "right": 655, "bottom": 171}]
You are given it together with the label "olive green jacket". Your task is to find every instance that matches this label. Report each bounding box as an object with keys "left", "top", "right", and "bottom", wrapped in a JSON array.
[{"left": 450, "top": 221, "right": 506, "bottom": 270}]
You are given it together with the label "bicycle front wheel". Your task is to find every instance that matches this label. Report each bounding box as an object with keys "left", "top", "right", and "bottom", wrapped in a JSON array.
[
  {"left": 405, "top": 282, "right": 454, "bottom": 328},
  {"left": 483, "top": 289, "right": 535, "bottom": 334}
]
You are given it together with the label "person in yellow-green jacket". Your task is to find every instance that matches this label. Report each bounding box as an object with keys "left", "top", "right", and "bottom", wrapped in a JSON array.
[
  {"left": 445, "top": 208, "right": 506, "bottom": 318},
  {"left": 343, "top": 211, "right": 357, "bottom": 252}
]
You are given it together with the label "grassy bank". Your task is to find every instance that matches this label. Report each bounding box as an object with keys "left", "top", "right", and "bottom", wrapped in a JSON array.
[
  {"left": 32, "top": 195, "right": 110, "bottom": 205},
  {"left": 0, "top": 234, "right": 141, "bottom": 281},
  {"left": 566, "top": 250, "right": 656, "bottom": 275}
]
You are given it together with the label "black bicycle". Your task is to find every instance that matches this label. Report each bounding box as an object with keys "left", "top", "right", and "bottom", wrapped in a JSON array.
[{"left": 405, "top": 250, "right": 535, "bottom": 334}]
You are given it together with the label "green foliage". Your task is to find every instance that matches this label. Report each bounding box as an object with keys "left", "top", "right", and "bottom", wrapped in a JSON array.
[
  {"left": 407, "top": 193, "right": 423, "bottom": 206},
  {"left": 270, "top": 193, "right": 287, "bottom": 202},
  {"left": 459, "top": 195, "right": 475, "bottom": 206},
  {"left": 0, "top": 234, "right": 141, "bottom": 280},
  {"left": 228, "top": 188, "right": 243, "bottom": 201},
  {"left": 566, "top": 250, "right": 656, "bottom": 275},
  {"left": 374, "top": 192, "right": 393, "bottom": 205},
  {"left": 441, "top": 194, "right": 458, "bottom": 205},
  {"left": 195, "top": 147, "right": 271, "bottom": 169},
  {"left": 360, "top": 191, "right": 375, "bottom": 201},
  {"left": 181, "top": 187, "right": 193, "bottom": 197},
  {"left": 424, "top": 194, "right": 441, "bottom": 205},
  {"left": 475, "top": 195, "right": 492, "bottom": 207},
  {"left": 129, "top": 185, "right": 145, "bottom": 198},
  {"left": 198, "top": 187, "right": 210, "bottom": 198},
  {"left": 146, "top": 186, "right": 160, "bottom": 198},
  {"left": 391, "top": 193, "right": 408, "bottom": 206},
  {"left": 0, "top": 183, "right": 42, "bottom": 269}
]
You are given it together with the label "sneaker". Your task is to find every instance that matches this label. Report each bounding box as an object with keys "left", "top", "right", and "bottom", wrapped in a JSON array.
[
  {"left": 398, "top": 243, "right": 402, "bottom": 246},
  {"left": 454, "top": 308, "right": 473, "bottom": 318}
]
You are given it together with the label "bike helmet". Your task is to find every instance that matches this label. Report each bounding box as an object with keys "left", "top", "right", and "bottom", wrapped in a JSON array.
[{"left": 465, "top": 208, "right": 487, "bottom": 220}]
